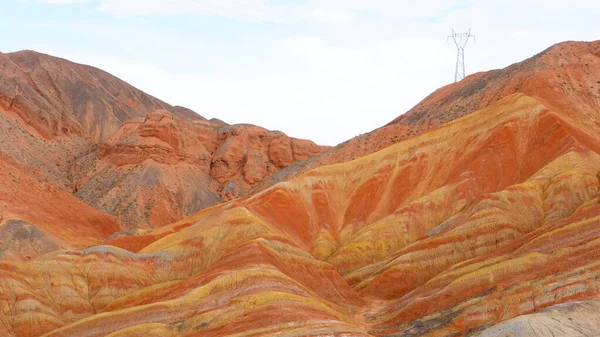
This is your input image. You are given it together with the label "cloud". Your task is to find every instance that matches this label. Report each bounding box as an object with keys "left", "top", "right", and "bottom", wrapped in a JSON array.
[
  {"left": 13, "top": 0, "right": 600, "bottom": 145},
  {"left": 38, "top": 0, "right": 88, "bottom": 3},
  {"left": 33, "top": 0, "right": 476, "bottom": 24},
  {"left": 98, "top": 0, "right": 277, "bottom": 22}
]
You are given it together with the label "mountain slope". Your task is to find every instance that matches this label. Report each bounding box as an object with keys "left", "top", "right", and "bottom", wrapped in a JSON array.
[
  {"left": 0, "top": 154, "right": 121, "bottom": 261},
  {"left": 0, "top": 50, "right": 201, "bottom": 142},
  {"left": 470, "top": 301, "right": 600, "bottom": 337},
  {"left": 0, "top": 50, "right": 327, "bottom": 228},
  {"left": 251, "top": 40, "right": 600, "bottom": 195},
  {"left": 71, "top": 109, "right": 326, "bottom": 227},
  {"left": 2, "top": 89, "right": 600, "bottom": 336}
]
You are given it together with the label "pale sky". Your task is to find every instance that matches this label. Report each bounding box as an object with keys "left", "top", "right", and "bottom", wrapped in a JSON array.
[{"left": 3, "top": 0, "right": 600, "bottom": 145}]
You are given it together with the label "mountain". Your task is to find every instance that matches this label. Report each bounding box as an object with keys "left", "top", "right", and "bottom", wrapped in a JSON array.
[
  {"left": 0, "top": 50, "right": 327, "bottom": 228},
  {"left": 70, "top": 109, "right": 326, "bottom": 227},
  {"left": 0, "top": 50, "right": 200, "bottom": 142},
  {"left": 251, "top": 40, "right": 600, "bottom": 195},
  {"left": 0, "top": 153, "right": 121, "bottom": 261},
  {"left": 2, "top": 39, "right": 600, "bottom": 337}
]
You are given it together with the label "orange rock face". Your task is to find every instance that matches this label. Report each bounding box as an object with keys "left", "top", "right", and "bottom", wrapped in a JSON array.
[
  {"left": 2, "top": 41, "right": 600, "bottom": 337},
  {"left": 69, "top": 109, "right": 326, "bottom": 228},
  {"left": 252, "top": 40, "right": 600, "bottom": 194},
  {"left": 0, "top": 154, "right": 121, "bottom": 261},
  {"left": 0, "top": 51, "right": 327, "bottom": 228},
  {"left": 0, "top": 50, "right": 200, "bottom": 142}
]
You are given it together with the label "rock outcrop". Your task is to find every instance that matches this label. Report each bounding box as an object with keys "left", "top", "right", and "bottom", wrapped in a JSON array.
[
  {"left": 68, "top": 109, "right": 326, "bottom": 227},
  {"left": 0, "top": 51, "right": 328, "bottom": 228},
  {"left": 0, "top": 50, "right": 201, "bottom": 142}
]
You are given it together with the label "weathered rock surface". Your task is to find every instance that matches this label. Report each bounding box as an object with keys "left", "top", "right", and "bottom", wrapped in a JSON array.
[
  {"left": 0, "top": 50, "right": 200, "bottom": 142},
  {"left": 2, "top": 41, "right": 600, "bottom": 337},
  {"left": 0, "top": 50, "right": 327, "bottom": 228},
  {"left": 69, "top": 109, "right": 326, "bottom": 227},
  {"left": 0, "top": 220, "right": 60, "bottom": 261},
  {"left": 470, "top": 301, "right": 600, "bottom": 337},
  {"left": 0, "top": 154, "right": 121, "bottom": 261},
  {"left": 2, "top": 90, "right": 600, "bottom": 336}
]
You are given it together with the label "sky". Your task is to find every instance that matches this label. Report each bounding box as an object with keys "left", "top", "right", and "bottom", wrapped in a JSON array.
[{"left": 2, "top": 1, "right": 600, "bottom": 145}]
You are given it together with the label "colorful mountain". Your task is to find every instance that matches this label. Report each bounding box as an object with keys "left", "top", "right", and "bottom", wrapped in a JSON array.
[
  {"left": 0, "top": 50, "right": 326, "bottom": 228},
  {"left": 1, "top": 41, "right": 600, "bottom": 336}
]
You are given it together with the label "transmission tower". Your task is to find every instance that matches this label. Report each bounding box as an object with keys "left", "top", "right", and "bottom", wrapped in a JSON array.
[{"left": 448, "top": 29, "right": 474, "bottom": 82}]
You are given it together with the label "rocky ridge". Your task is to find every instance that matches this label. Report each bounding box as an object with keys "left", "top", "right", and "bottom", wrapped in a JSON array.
[
  {"left": 1, "top": 41, "right": 600, "bottom": 336},
  {"left": 0, "top": 50, "right": 327, "bottom": 228}
]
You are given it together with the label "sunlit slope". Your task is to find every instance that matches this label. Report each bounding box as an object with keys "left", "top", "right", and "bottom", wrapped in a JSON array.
[
  {"left": 252, "top": 40, "right": 600, "bottom": 195},
  {"left": 2, "top": 93, "right": 600, "bottom": 336}
]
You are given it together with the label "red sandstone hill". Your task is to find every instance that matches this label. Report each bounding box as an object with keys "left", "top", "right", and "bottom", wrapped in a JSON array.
[
  {"left": 251, "top": 40, "right": 600, "bottom": 194},
  {"left": 71, "top": 109, "right": 326, "bottom": 227},
  {"left": 1, "top": 40, "right": 600, "bottom": 337},
  {"left": 0, "top": 50, "right": 201, "bottom": 142},
  {"left": 0, "top": 50, "right": 327, "bottom": 228},
  {"left": 0, "top": 153, "right": 121, "bottom": 261},
  {"left": 3, "top": 92, "right": 600, "bottom": 336}
]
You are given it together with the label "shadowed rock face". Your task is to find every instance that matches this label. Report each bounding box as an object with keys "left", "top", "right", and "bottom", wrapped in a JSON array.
[
  {"left": 0, "top": 220, "right": 59, "bottom": 260},
  {"left": 0, "top": 50, "right": 328, "bottom": 228},
  {"left": 2, "top": 41, "right": 600, "bottom": 337}
]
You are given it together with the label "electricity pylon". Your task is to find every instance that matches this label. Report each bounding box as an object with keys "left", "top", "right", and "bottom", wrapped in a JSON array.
[{"left": 448, "top": 29, "right": 474, "bottom": 82}]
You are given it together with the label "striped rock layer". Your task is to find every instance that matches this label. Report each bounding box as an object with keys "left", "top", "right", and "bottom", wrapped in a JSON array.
[
  {"left": 0, "top": 50, "right": 327, "bottom": 229},
  {"left": 251, "top": 40, "right": 600, "bottom": 196},
  {"left": 2, "top": 88, "right": 600, "bottom": 336}
]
